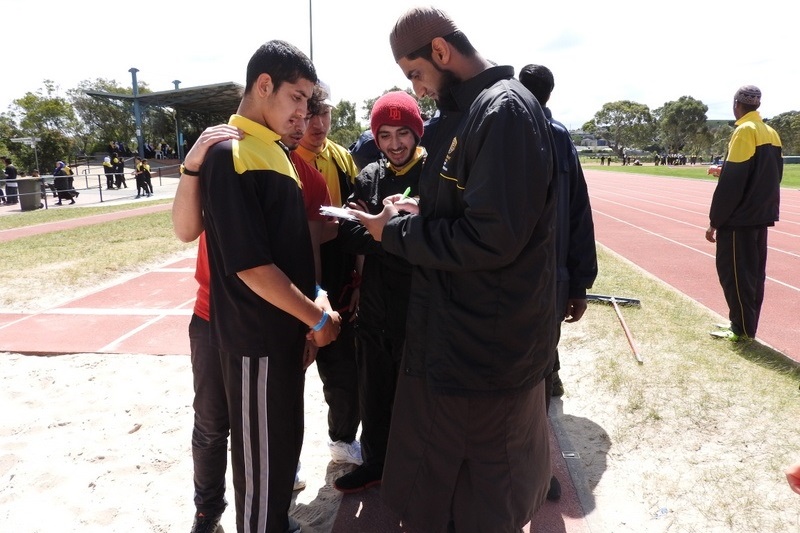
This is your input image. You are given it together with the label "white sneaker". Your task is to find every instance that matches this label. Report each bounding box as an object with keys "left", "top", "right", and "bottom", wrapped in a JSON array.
[
  {"left": 293, "top": 462, "right": 306, "bottom": 491},
  {"left": 328, "top": 440, "right": 363, "bottom": 465}
]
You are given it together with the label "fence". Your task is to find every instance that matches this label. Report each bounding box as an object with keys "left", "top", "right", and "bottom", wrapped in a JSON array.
[{"left": 1, "top": 163, "right": 181, "bottom": 211}]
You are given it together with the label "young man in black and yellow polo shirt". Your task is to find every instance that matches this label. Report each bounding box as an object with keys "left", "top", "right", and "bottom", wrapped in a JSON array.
[{"left": 188, "top": 40, "right": 341, "bottom": 533}]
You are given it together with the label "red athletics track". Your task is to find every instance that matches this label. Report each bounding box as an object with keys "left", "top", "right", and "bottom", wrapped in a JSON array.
[{"left": 585, "top": 168, "right": 800, "bottom": 364}]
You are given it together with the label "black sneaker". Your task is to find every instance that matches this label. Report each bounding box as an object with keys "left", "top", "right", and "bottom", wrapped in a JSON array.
[
  {"left": 334, "top": 463, "right": 382, "bottom": 493},
  {"left": 191, "top": 512, "right": 222, "bottom": 533},
  {"left": 546, "top": 475, "right": 561, "bottom": 501}
]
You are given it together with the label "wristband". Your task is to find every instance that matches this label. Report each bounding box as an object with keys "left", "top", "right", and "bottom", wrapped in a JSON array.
[
  {"left": 311, "top": 311, "right": 329, "bottom": 332},
  {"left": 179, "top": 164, "right": 200, "bottom": 176},
  {"left": 315, "top": 284, "right": 327, "bottom": 299}
]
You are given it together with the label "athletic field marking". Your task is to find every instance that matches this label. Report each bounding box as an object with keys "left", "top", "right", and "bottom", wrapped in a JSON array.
[{"left": 594, "top": 209, "right": 800, "bottom": 293}]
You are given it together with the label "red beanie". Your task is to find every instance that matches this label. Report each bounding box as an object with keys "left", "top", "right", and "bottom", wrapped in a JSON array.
[{"left": 370, "top": 91, "right": 424, "bottom": 142}]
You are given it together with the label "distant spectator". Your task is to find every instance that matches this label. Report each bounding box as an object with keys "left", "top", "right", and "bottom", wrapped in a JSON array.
[
  {"left": 3, "top": 157, "right": 19, "bottom": 205},
  {"left": 103, "top": 156, "right": 115, "bottom": 189},
  {"left": 113, "top": 153, "right": 127, "bottom": 189},
  {"left": 53, "top": 161, "right": 77, "bottom": 205}
]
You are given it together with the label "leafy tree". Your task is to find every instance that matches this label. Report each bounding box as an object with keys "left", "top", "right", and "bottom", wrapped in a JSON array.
[
  {"left": 707, "top": 123, "right": 734, "bottom": 160},
  {"left": 329, "top": 100, "right": 363, "bottom": 148},
  {"left": 586, "top": 100, "right": 655, "bottom": 156},
  {"left": 178, "top": 109, "right": 233, "bottom": 154},
  {"left": 654, "top": 96, "right": 708, "bottom": 154},
  {"left": 0, "top": 113, "right": 19, "bottom": 160},
  {"left": 361, "top": 87, "right": 437, "bottom": 123},
  {"left": 6, "top": 81, "right": 77, "bottom": 172},
  {"left": 71, "top": 79, "right": 136, "bottom": 154},
  {"left": 768, "top": 110, "right": 800, "bottom": 155}
]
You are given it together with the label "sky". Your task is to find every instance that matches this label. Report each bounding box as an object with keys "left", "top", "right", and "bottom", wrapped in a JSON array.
[{"left": 3, "top": 0, "right": 798, "bottom": 130}]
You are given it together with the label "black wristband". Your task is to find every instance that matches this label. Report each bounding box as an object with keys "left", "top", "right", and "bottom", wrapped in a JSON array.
[{"left": 180, "top": 164, "right": 200, "bottom": 176}]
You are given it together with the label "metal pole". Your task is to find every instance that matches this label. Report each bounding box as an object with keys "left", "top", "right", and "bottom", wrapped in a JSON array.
[
  {"left": 32, "top": 139, "right": 40, "bottom": 173},
  {"left": 309, "top": 0, "right": 313, "bottom": 61},
  {"left": 129, "top": 68, "right": 145, "bottom": 159},
  {"left": 172, "top": 80, "right": 183, "bottom": 161}
]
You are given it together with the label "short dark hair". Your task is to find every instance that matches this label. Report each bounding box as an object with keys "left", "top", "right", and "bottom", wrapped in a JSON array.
[
  {"left": 519, "top": 64, "right": 554, "bottom": 107},
  {"left": 737, "top": 101, "right": 759, "bottom": 113},
  {"left": 307, "top": 83, "right": 328, "bottom": 117},
  {"left": 3, "top": 157, "right": 11, "bottom": 164},
  {"left": 245, "top": 40, "right": 317, "bottom": 95},
  {"left": 406, "top": 31, "right": 476, "bottom": 62}
]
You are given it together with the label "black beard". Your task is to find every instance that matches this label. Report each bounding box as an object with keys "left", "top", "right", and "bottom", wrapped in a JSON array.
[{"left": 433, "top": 68, "right": 460, "bottom": 111}]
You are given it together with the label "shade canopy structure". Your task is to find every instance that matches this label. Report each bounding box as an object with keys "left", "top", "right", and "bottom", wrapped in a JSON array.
[
  {"left": 85, "top": 81, "right": 244, "bottom": 159},
  {"left": 85, "top": 82, "right": 243, "bottom": 116}
]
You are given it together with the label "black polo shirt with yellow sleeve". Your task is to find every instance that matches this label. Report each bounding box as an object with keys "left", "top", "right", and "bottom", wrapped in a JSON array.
[{"left": 201, "top": 114, "right": 315, "bottom": 355}]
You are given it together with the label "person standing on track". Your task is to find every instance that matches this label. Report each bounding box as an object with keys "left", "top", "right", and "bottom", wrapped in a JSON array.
[{"left": 705, "top": 85, "right": 782, "bottom": 342}]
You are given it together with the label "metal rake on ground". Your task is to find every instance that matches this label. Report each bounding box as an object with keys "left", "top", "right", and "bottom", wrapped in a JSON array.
[{"left": 587, "top": 294, "right": 644, "bottom": 364}]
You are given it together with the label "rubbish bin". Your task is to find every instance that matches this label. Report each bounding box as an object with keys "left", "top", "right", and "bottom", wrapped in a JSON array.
[{"left": 16, "top": 178, "right": 43, "bottom": 211}]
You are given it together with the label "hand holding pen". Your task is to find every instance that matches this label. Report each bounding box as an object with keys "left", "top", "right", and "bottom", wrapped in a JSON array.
[
  {"left": 348, "top": 187, "right": 418, "bottom": 242},
  {"left": 387, "top": 186, "right": 419, "bottom": 215}
]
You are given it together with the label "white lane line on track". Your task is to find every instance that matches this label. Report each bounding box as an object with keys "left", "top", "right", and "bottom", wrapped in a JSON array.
[
  {"left": 592, "top": 198, "right": 800, "bottom": 259},
  {"left": 98, "top": 297, "right": 197, "bottom": 352},
  {"left": 594, "top": 209, "right": 800, "bottom": 293},
  {"left": 40, "top": 308, "right": 194, "bottom": 316},
  {"left": 99, "top": 314, "right": 170, "bottom": 352}
]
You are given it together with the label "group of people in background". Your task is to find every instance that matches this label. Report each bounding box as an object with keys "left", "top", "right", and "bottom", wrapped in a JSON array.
[
  {"left": 134, "top": 158, "right": 154, "bottom": 198},
  {"left": 102, "top": 152, "right": 128, "bottom": 190},
  {"left": 108, "top": 140, "right": 132, "bottom": 157},
  {"left": 143, "top": 141, "right": 177, "bottom": 160},
  {"left": 1, "top": 149, "right": 158, "bottom": 208}
]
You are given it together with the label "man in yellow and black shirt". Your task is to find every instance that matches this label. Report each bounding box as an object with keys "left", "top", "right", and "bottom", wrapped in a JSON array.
[
  {"left": 197, "top": 40, "right": 341, "bottom": 533},
  {"left": 296, "top": 81, "right": 364, "bottom": 466},
  {"left": 706, "top": 85, "right": 782, "bottom": 342}
]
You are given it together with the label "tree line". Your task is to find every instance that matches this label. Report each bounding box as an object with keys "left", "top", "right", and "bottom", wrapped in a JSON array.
[
  {"left": 1, "top": 80, "right": 796, "bottom": 175},
  {"left": 581, "top": 97, "right": 799, "bottom": 159}
]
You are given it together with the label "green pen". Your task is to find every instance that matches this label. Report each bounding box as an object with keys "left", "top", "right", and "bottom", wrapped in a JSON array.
[{"left": 401, "top": 186, "right": 411, "bottom": 199}]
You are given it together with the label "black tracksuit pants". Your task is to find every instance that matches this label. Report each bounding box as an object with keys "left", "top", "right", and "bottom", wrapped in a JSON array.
[
  {"left": 715, "top": 226, "right": 769, "bottom": 338},
  {"left": 189, "top": 314, "right": 304, "bottom": 532},
  {"left": 354, "top": 325, "right": 403, "bottom": 468}
]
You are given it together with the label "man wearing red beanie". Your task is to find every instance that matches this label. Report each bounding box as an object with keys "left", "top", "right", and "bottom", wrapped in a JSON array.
[{"left": 334, "top": 91, "right": 426, "bottom": 493}]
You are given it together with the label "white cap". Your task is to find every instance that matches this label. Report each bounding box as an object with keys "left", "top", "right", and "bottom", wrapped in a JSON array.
[{"left": 319, "top": 80, "right": 333, "bottom": 107}]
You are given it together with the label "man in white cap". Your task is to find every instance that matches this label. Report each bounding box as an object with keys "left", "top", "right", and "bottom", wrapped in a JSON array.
[
  {"left": 705, "top": 85, "right": 782, "bottom": 342},
  {"left": 351, "top": 6, "right": 557, "bottom": 531}
]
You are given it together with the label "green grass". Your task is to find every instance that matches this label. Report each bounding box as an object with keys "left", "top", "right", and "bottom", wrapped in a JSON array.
[
  {"left": 581, "top": 160, "right": 800, "bottom": 188},
  {"left": 0, "top": 209, "right": 194, "bottom": 310},
  {"left": 0, "top": 198, "right": 173, "bottom": 231},
  {"left": 559, "top": 246, "right": 800, "bottom": 531}
]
